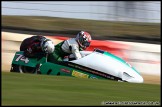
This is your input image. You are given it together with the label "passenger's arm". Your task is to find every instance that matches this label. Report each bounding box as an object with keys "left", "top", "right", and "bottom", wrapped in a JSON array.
[{"left": 71, "top": 45, "right": 82, "bottom": 60}]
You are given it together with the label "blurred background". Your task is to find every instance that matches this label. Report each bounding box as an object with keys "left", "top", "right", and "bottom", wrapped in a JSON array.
[
  {"left": 2, "top": 1, "right": 160, "bottom": 22},
  {"left": 2, "top": 1, "right": 161, "bottom": 84}
]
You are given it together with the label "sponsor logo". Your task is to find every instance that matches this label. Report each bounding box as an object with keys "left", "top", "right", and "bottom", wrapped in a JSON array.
[
  {"left": 72, "top": 70, "right": 89, "bottom": 78},
  {"left": 60, "top": 68, "right": 70, "bottom": 73}
]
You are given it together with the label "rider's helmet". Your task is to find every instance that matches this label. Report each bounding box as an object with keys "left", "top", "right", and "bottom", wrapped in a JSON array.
[
  {"left": 76, "top": 31, "right": 92, "bottom": 50},
  {"left": 41, "top": 39, "right": 55, "bottom": 54}
]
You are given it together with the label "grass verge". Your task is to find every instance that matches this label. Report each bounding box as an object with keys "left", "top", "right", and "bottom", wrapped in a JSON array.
[
  {"left": 2, "top": 15, "right": 160, "bottom": 39},
  {"left": 2, "top": 72, "right": 160, "bottom": 106}
]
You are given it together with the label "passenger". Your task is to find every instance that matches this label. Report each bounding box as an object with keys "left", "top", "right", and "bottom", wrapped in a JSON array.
[{"left": 20, "top": 35, "right": 55, "bottom": 58}]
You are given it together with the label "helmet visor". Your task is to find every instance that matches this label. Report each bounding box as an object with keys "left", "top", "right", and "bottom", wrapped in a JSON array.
[{"left": 82, "top": 41, "right": 90, "bottom": 47}]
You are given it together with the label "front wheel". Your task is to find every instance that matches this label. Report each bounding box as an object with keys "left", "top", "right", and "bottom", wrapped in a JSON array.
[{"left": 10, "top": 64, "right": 37, "bottom": 74}]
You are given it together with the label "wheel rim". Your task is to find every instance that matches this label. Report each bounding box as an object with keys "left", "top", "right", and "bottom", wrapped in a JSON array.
[{"left": 19, "top": 66, "right": 36, "bottom": 73}]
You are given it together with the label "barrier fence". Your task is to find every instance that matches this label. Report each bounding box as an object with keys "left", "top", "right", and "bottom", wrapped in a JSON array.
[{"left": 2, "top": 1, "right": 160, "bottom": 23}]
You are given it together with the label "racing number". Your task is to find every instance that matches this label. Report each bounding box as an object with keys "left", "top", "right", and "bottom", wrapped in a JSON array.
[{"left": 15, "top": 54, "right": 29, "bottom": 63}]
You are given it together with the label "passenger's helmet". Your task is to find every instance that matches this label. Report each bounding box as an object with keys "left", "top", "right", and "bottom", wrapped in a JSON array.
[
  {"left": 41, "top": 39, "right": 55, "bottom": 54},
  {"left": 76, "top": 31, "right": 92, "bottom": 50}
]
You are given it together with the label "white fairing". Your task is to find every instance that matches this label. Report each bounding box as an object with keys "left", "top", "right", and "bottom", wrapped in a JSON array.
[{"left": 69, "top": 50, "right": 143, "bottom": 83}]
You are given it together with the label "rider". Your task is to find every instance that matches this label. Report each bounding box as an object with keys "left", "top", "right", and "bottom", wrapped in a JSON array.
[
  {"left": 20, "top": 35, "right": 55, "bottom": 58},
  {"left": 48, "top": 31, "right": 92, "bottom": 62}
]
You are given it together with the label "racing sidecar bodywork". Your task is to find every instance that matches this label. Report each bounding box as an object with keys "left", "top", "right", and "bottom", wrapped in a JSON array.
[{"left": 10, "top": 49, "right": 143, "bottom": 83}]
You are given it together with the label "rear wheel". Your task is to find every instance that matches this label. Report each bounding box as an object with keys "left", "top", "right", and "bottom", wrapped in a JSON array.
[
  {"left": 10, "top": 64, "right": 37, "bottom": 74},
  {"left": 19, "top": 65, "right": 36, "bottom": 73}
]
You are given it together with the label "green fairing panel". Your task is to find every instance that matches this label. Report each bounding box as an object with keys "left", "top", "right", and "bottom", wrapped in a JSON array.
[
  {"left": 11, "top": 51, "right": 107, "bottom": 80},
  {"left": 40, "top": 62, "right": 105, "bottom": 80},
  {"left": 40, "top": 62, "right": 72, "bottom": 76},
  {"left": 12, "top": 51, "right": 46, "bottom": 67}
]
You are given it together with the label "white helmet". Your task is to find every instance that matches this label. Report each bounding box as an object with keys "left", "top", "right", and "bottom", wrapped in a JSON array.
[{"left": 41, "top": 39, "right": 55, "bottom": 54}]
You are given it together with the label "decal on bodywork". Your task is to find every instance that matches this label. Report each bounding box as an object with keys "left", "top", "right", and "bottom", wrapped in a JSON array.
[
  {"left": 15, "top": 54, "right": 29, "bottom": 63},
  {"left": 67, "top": 62, "right": 122, "bottom": 81},
  {"left": 60, "top": 68, "right": 71, "bottom": 73},
  {"left": 72, "top": 70, "right": 89, "bottom": 78}
]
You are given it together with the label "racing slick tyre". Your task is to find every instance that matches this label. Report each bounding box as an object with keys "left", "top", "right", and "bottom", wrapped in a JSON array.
[{"left": 10, "top": 64, "right": 37, "bottom": 74}]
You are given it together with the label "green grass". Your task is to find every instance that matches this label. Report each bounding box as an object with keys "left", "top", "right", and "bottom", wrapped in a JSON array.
[
  {"left": 2, "top": 15, "right": 160, "bottom": 38},
  {"left": 2, "top": 72, "right": 160, "bottom": 106}
]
